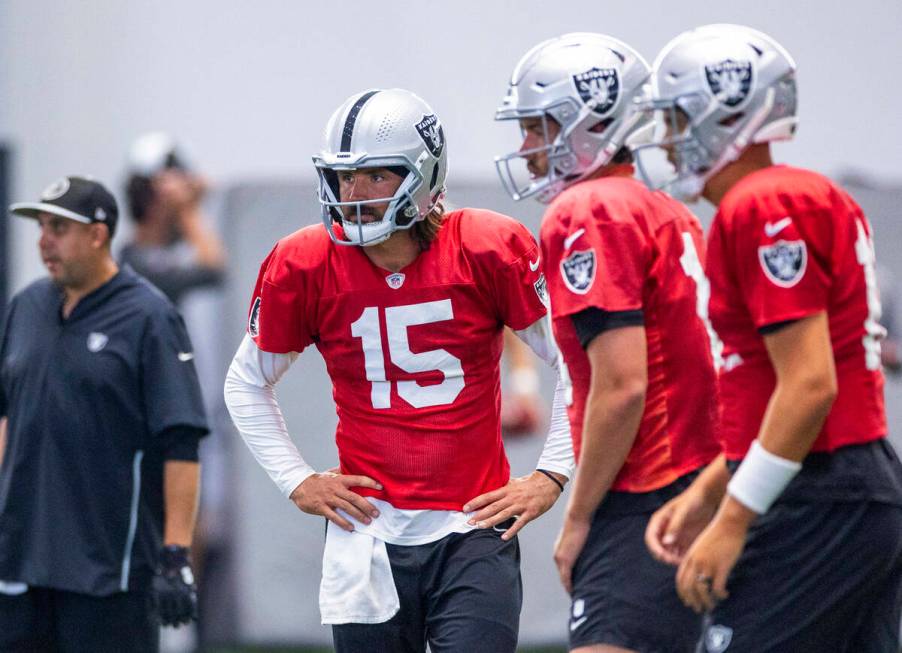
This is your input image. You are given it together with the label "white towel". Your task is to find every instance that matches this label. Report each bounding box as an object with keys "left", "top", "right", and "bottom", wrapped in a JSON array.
[{"left": 319, "top": 522, "right": 400, "bottom": 625}]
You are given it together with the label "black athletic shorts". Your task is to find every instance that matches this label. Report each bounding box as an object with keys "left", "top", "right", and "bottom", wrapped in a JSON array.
[
  {"left": 699, "top": 439, "right": 902, "bottom": 652},
  {"left": 0, "top": 585, "right": 159, "bottom": 653},
  {"left": 332, "top": 522, "right": 522, "bottom": 653},
  {"left": 569, "top": 472, "right": 704, "bottom": 653}
]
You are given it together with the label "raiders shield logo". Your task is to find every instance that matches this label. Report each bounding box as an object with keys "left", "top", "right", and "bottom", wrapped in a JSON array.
[
  {"left": 759, "top": 240, "right": 807, "bottom": 288},
  {"left": 534, "top": 273, "right": 549, "bottom": 306},
  {"left": 248, "top": 297, "right": 261, "bottom": 337},
  {"left": 704, "top": 624, "right": 733, "bottom": 652},
  {"left": 561, "top": 249, "right": 596, "bottom": 294},
  {"left": 41, "top": 176, "right": 70, "bottom": 201},
  {"left": 572, "top": 67, "right": 620, "bottom": 116},
  {"left": 705, "top": 59, "right": 753, "bottom": 108},
  {"left": 415, "top": 114, "right": 445, "bottom": 158}
]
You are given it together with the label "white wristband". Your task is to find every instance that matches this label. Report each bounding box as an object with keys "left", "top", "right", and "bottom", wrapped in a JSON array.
[{"left": 727, "top": 440, "right": 802, "bottom": 514}]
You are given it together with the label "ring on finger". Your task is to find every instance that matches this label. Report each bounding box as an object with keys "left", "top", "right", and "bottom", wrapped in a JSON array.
[{"left": 695, "top": 573, "right": 714, "bottom": 591}]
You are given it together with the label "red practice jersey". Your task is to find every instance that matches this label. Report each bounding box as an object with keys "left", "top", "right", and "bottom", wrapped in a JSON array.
[
  {"left": 246, "top": 209, "right": 547, "bottom": 510},
  {"left": 540, "top": 172, "right": 720, "bottom": 493},
  {"left": 707, "top": 165, "right": 887, "bottom": 460}
]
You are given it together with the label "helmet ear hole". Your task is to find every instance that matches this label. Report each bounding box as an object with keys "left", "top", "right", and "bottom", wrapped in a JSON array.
[
  {"left": 589, "top": 117, "right": 615, "bottom": 134},
  {"left": 718, "top": 113, "right": 744, "bottom": 127}
]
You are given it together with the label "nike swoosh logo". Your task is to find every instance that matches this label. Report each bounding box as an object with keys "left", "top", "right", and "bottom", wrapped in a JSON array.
[
  {"left": 764, "top": 217, "right": 792, "bottom": 237},
  {"left": 178, "top": 352, "right": 195, "bottom": 362},
  {"left": 570, "top": 616, "right": 588, "bottom": 631},
  {"left": 564, "top": 229, "right": 586, "bottom": 250},
  {"left": 529, "top": 257, "right": 540, "bottom": 272}
]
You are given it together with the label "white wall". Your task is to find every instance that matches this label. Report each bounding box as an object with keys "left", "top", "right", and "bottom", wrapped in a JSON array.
[{"left": 3, "top": 0, "right": 902, "bottom": 290}]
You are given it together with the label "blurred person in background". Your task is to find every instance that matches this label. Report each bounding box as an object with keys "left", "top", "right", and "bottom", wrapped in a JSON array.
[
  {"left": 225, "top": 88, "right": 574, "bottom": 653},
  {"left": 495, "top": 33, "right": 721, "bottom": 652},
  {"left": 0, "top": 176, "right": 206, "bottom": 652},
  {"left": 640, "top": 24, "right": 902, "bottom": 651},
  {"left": 501, "top": 328, "right": 543, "bottom": 437},
  {"left": 121, "top": 132, "right": 225, "bottom": 303},
  {"left": 121, "top": 132, "right": 236, "bottom": 649}
]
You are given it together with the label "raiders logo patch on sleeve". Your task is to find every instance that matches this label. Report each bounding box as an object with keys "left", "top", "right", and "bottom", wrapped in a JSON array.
[
  {"left": 758, "top": 240, "right": 807, "bottom": 288},
  {"left": 561, "top": 249, "right": 596, "bottom": 294},
  {"left": 248, "top": 297, "right": 261, "bottom": 336},
  {"left": 534, "top": 273, "right": 549, "bottom": 306}
]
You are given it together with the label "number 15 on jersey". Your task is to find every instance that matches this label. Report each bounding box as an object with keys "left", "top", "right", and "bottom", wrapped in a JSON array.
[{"left": 351, "top": 299, "right": 466, "bottom": 409}]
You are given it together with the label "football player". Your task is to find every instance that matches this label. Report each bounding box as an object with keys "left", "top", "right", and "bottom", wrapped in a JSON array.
[
  {"left": 495, "top": 33, "right": 721, "bottom": 652},
  {"left": 639, "top": 24, "right": 902, "bottom": 651},
  {"left": 224, "top": 88, "right": 574, "bottom": 653}
]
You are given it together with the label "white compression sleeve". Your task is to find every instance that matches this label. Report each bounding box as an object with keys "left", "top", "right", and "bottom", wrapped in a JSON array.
[
  {"left": 514, "top": 317, "right": 575, "bottom": 480},
  {"left": 223, "top": 334, "right": 316, "bottom": 497}
]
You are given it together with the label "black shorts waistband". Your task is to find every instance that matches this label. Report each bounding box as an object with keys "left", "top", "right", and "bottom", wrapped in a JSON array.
[
  {"left": 727, "top": 438, "right": 902, "bottom": 506},
  {"left": 595, "top": 468, "right": 703, "bottom": 518}
]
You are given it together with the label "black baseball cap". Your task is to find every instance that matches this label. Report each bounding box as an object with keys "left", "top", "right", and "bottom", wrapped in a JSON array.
[{"left": 10, "top": 176, "right": 119, "bottom": 237}]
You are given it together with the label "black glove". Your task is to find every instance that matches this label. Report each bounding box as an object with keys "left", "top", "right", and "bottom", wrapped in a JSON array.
[{"left": 152, "top": 545, "right": 198, "bottom": 627}]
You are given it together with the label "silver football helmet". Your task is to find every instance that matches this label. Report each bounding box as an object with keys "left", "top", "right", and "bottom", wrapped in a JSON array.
[
  {"left": 313, "top": 88, "right": 448, "bottom": 246},
  {"left": 494, "top": 32, "right": 651, "bottom": 203},
  {"left": 634, "top": 24, "right": 798, "bottom": 201}
]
